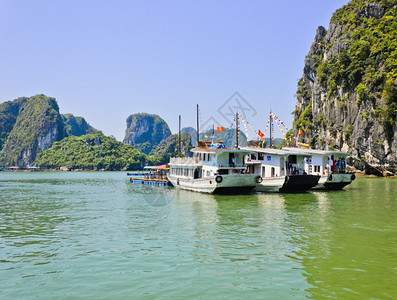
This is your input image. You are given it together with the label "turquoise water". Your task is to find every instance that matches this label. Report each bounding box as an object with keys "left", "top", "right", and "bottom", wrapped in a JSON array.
[{"left": 0, "top": 172, "right": 396, "bottom": 299}]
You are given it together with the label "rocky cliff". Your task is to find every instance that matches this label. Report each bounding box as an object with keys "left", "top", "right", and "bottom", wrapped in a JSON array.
[
  {"left": 123, "top": 113, "right": 171, "bottom": 154},
  {"left": 181, "top": 127, "right": 197, "bottom": 146},
  {"left": 0, "top": 95, "right": 66, "bottom": 167},
  {"left": 62, "top": 113, "right": 98, "bottom": 136},
  {"left": 293, "top": 0, "right": 397, "bottom": 167},
  {"left": 0, "top": 97, "right": 28, "bottom": 152}
]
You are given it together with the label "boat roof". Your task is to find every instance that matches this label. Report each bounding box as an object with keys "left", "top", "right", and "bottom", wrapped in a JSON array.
[
  {"left": 190, "top": 147, "right": 253, "bottom": 155},
  {"left": 241, "top": 147, "right": 311, "bottom": 157},
  {"left": 144, "top": 164, "right": 170, "bottom": 170},
  {"left": 282, "top": 147, "right": 350, "bottom": 157}
]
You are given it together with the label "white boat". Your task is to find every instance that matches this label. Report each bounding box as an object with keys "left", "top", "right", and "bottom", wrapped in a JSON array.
[
  {"left": 242, "top": 146, "right": 320, "bottom": 192},
  {"left": 167, "top": 141, "right": 261, "bottom": 194},
  {"left": 283, "top": 147, "right": 356, "bottom": 190}
]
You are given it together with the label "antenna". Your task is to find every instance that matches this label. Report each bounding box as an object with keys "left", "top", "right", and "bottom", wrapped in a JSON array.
[
  {"left": 212, "top": 124, "right": 215, "bottom": 144},
  {"left": 269, "top": 110, "right": 273, "bottom": 148},
  {"left": 236, "top": 111, "right": 239, "bottom": 149},
  {"left": 196, "top": 104, "right": 199, "bottom": 146},
  {"left": 178, "top": 115, "right": 181, "bottom": 155}
]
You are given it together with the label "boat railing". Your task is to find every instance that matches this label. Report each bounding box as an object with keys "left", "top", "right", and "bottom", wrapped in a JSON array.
[
  {"left": 170, "top": 157, "right": 199, "bottom": 165},
  {"left": 217, "top": 163, "right": 247, "bottom": 168}
]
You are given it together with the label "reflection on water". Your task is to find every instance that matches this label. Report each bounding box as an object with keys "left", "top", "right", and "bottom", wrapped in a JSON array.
[{"left": 1, "top": 172, "right": 396, "bottom": 298}]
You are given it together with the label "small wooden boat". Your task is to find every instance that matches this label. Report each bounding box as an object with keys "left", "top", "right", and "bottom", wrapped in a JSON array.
[{"left": 129, "top": 165, "right": 172, "bottom": 186}]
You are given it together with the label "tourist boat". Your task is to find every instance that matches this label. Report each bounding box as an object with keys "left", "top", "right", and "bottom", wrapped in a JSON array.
[
  {"left": 283, "top": 147, "right": 356, "bottom": 190},
  {"left": 167, "top": 141, "right": 261, "bottom": 194},
  {"left": 242, "top": 145, "right": 320, "bottom": 192},
  {"left": 129, "top": 165, "right": 172, "bottom": 186}
]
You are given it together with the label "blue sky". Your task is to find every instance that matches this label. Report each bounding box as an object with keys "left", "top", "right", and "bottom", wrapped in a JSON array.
[{"left": 0, "top": 0, "right": 348, "bottom": 141}]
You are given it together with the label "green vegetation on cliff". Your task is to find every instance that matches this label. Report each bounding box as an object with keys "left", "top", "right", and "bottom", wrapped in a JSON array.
[
  {"left": 35, "top": 133, "right": 147, "bottom": 170},
  {"left": 0, "top": 97, "right": 28, "bottom": 152},
  {"left": 315, "top": 0, "right": 397, "bottom": 138},
  {"left": 293, "top": 0, "right": 397, "bottom": 165},
  {"left": 1, "top": 95, "right": 65, "bottom": 167},
  {"left": 62, "top": 113, "right": 98, "bottom": 136}
]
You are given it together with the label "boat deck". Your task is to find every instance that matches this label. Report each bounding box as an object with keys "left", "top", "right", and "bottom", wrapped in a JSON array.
[{"left": 129, "top": 176, "right": 171, "bottom": 186}]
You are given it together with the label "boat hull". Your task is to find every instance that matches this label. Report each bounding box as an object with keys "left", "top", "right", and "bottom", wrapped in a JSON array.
[
  {"left": 255, "top": 174, "right": 320, "bottom": 193},
  {"left": 312, "top": 173, "right": 356, "bottom": 190},
  {"left": 255, "top": 177, "right": 285, "bottom": 192},
  {"left": 280, "top": 174, "right": 320, "bottom": 192},
  {"left": 167, "top": 174, "right": 258, "bottom": 194}
]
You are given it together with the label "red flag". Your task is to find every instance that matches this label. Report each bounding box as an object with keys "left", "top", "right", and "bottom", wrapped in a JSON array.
[
  {"left": 216, "top": 126, "right": 224, "bottom": 132},
  {"left": 298, "top": 129, "right": 304, "bottom": 136},
  {"left": 258, "top": 130, "right": 264, "bottom": 138}
]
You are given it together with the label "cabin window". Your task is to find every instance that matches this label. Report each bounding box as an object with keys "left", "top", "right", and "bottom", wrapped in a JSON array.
[
  {"left": 250, "top": 153, "right": 256, "bottom": 160},
  {"left": 288, "top": 155, "right": 297, "bottom": 164},
  {"left": 262, "top": 166, "right": 266, "bottom": 177},
  {"left": 314, "top": 165, "right": 320, "bottom": 173},
  {"left": 218, "top": 169, "right": 228, "bottom": 175},
  {"left": 271, "top": 167, "right": 275, "bottom": 177},
  {"left": 258, "top": 152, "right": 264, "bottom": 160},
  {"left": 207, "top": 171, "right": 210, "bottom": 176}
]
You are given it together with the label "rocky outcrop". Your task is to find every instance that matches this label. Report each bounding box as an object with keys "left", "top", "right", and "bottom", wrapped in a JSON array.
[
  {"left": 293, "top": 0, "right": 397, "bottom": 167},
  {"left": 357, "top": 3, "right": 385, "bottom": 19},
  {"left": 123, "top": 113, "right": 171, "bottom": 154},
  {"left": 0, "top": 97, "right": 28, "bottom": 152},
  {"left": 0, "top": 95, "right": 66, "bottom": 167},
  {"left": 181, "top": 127, "right": 197, "bottom": 146},
  {"left": 62, "top": 113, "right": 98, "bottom": 136}
]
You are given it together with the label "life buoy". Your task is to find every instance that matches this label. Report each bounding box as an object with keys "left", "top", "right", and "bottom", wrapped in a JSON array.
[
  {"left": 328, "top": 174, "right": 333, "bottom": 181},
  {"left": 351, "top": 174, "right": 356, "bottom": 180},
  {"left": 256, "top": 176, "right": 263, "bottom": 183},
  {"left": 215, "top": 175, "right": 223, "bottom": 183}
]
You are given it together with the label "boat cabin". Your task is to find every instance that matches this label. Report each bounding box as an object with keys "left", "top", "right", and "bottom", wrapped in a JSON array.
[
  {"left": 169, "top": 142, "right": 251, "bottom": 179},
  {"left": 283, "top": 147, "right": 349, "bottom": 176},
  {"left": 243, "top": 147, "right": 314, "bottom": 178}
]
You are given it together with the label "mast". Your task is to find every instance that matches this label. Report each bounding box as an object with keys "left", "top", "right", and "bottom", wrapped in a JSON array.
[
  {"left": 178, "top": 115, "right": 181, "bottom": 155},
  {"left": 269, "top": 110, "right": 273, "bottom": 148},
  {"left": 212, "top": 124, "right": 215, "bottom": 144},
  {"left": 236, "top": 111, "right": 239, "bottom": 149},
  {"left": 196, "top": 104, "right": 199, "bottom": 145}
]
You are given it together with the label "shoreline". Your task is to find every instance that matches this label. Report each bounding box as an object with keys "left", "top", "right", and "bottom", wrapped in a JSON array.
[{"left": 1, "top": 168, "right": 397, "bottom": 178}]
